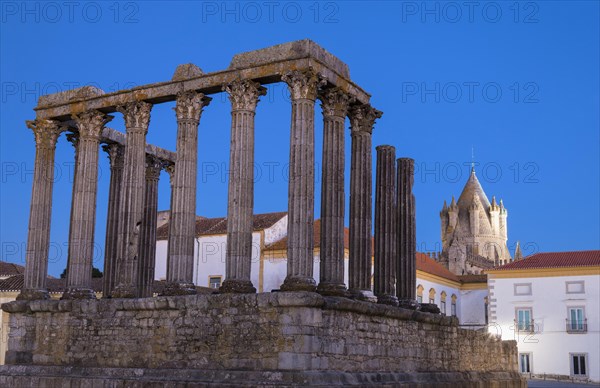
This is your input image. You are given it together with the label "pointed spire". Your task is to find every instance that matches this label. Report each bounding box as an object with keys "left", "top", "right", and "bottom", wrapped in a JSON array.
[
  {"left": 491, "top": 196, "right": 497, "bottom": 207},
  {"left": 442, "top": 200, "right": 448, "bottom": 212},
  {"left": 450, "top": 195, "right": 457, "bottom": 209},
  {"left": 514, "top": 241, "right": 523, "bottom": 261}
]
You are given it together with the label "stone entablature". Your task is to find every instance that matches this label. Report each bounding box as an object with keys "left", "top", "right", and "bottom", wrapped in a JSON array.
[{"left": 1, "top": 292, "right": 524, "bottom": 386}]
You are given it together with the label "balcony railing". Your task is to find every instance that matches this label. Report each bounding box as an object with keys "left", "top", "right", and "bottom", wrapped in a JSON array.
[
  {"left": 514, "top": 319, "right": 535, "bottom": 333},
  {"left": 566, "top": 319, "right": 588, "bottom": 333}
]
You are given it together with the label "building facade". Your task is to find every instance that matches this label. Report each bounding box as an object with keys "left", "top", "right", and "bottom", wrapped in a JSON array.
[
  {"left": 487, "top": 251, "right": 600, "bottom": 383},
  {"left": 154, "top": 212, "right": 488, "bottom": 325}
]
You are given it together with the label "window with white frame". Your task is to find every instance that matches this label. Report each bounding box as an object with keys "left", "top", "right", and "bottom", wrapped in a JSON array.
[
  {"left": 519, "top": 353, "right": 532, "bottom": 374},
  {"left": 570, "top": 353, "right": 587, "bottom": 377},
  {"left": 516, "top": 308, "right": 533, "bottom": 332},
  {"left": 567, "top": 307, "right": 586, "bottom": 333},
  {"left": 440, "top": 300, "right": 446, "bottom": 315},
  {"left": 451, "top": 294, "right": 457, "bottom": 316},
  {"left": 209, "top": 276, "right": 222, "bottom": 289}
]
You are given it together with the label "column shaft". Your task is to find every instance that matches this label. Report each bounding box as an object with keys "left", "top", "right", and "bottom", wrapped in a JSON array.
[
  {"left": 164, "top": 91, "right": 211, "bottom": 295},
  {"left": 316, "top": 88, "right": 351, "bottom": 296},
  {"left": 63, "top": 110, "right": 113, "bottom": 299},
  {"left": 112, "top": 101, "right": 152, "bottom": 298},
  {"left": 397, "top": 157, "right": 418, "bottom": 309},
  {"left": 138, "top": 155, "right": 162, "bottom": 297},
  {"left": 18, "top": 120, "right": 64, "bottom": 300},
  {"left": 348, "top": 104, "right": 382, "bottom": 301},
  {"left": 101, "top": 143, "right": 124, "bottom": 297},
  {"left": 280, "top": 70, "right": 323, "bottom": 292},
  {"left": 374, "top": 145, "right": 399, "bottom": 306},
  {"left": 221, "top": 80, "right": 266, "bottom": 294}
]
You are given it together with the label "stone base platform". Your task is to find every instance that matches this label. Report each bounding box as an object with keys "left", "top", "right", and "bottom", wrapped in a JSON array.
[
  {"left": 0, "top": 365, "right": 525, "bottom": 387},
  {"left": 0, "top": 292, "right": 525, "bottom": 387}
]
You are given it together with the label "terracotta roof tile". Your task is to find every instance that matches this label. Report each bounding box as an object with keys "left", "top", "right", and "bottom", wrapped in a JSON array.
[
  {"left": 264, "top": 219, "right": 355, "bottom": 251},
  {"left": 0, "top": 261, "right": 25, "bottom": 276},
  {"left": 416, "top": 253, "right": 460, "bottom": 282},
  {"left": 156, "top": 211, "right": 287, "bottom": 240},
  {"left": 491, "top": 250, "right": 600, "bottom": 271},
  {"left": 0, "top": 275, "right": 216, "bottom": 295},
  {"left": 0, "top": 275, "right": 104, "bottom": 293}
]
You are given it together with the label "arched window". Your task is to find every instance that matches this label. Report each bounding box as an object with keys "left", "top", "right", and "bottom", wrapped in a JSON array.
[
  {"left": 428, "top": 288, "right": 436, "bottom": 304},
  {"left": 440, "top": 291, "right": 447, "bottom": 315},
  {"left": 451, "top": 294, "right": 457, "bottom": 316},
  {"left": 416, "top": 285, "right": 424, "bottom": 303}
]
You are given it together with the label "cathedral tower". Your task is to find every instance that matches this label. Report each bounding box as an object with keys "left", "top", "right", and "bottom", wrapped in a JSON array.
[{"left": 439, "top": 168, "right": 512, "bottom": 275}]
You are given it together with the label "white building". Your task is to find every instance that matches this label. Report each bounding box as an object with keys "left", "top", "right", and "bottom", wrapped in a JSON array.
[
  {"left": 487, "top": 250, "right": 600, "bottom": 383},
  {"left": 154, "top": 211, "right": 488, "bottom": 325}
]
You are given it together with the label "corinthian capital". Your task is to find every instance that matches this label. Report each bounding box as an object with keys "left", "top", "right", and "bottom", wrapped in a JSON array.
[
  {"left": 164, "top": 163, "right": 175, "bottom": 186},
  {"left": 26, "top": 119, "right": 65, "bottom": 149},
  {"left": 282, "top": 69, "right": 325, "bottom": 101},
  {"left": 349, "top": 104, "right": 383, "bottom": 135},
  {"left": 117, "top": 101, "right": 152, "bottom": 132},
  {"left": 224, "top": 79, "right": 267, "bottom": 112},
  {"left": 72, "top": 110, "right": 113, "bottom": 140},
  {"left": 102, "top": 143, "right": 125, "bottom": 169},
  {"left": 174, "top": 91, "right": 212, "bottom": 122},
  {"left": 145, "top": 154, "right": 163, "bottom": 180},
  {"left": 319, "top": 87, "right": 354, "bottom": 118}
]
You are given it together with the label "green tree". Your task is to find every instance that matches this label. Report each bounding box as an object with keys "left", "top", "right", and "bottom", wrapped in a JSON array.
[{"left": 60, "top": 267, "right": 103, "bottom": 279}]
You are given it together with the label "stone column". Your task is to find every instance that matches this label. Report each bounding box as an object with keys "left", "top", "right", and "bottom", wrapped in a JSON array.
[
  {"left": 280, "top": 69, "right": 324, "bottom": 292},
  {"left": 164, "top": 91, "right": 211, "bottom": 295},
  {"left": 316, "top": 87, "right": 352, "bottom": 297},
  {"left": 17, "top": 120, "right": 64, "bottom": 301},
  {"left": 111, "top": 101, "right": 152, "bottom": 298},
  {"left": 138, "top": 155, "right": 162, "bottom": 297},
  {"left": 63, "top": 110, "right": 113, "bottom": 299},
  {"left": 348, "top": 104, "right": 382, "bottom": 301},
  {"left": 397, "top": 157, "right": 418, "bottom": 309},
  {"left": 101, "top": 143, "right": 124, "bottom": 297},
  {"left": 374, "top": 145, "right": 399, "bottom": 306},
  {"left": 220, "top": 80, "right": 266, "bottom": 294}
]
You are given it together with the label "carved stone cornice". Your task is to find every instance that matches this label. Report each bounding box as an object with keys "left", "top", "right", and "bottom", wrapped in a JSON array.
[
  {"left": 174, "top": 91, "right": 212, "bottom": 122},
  {"left": 116, "top": 101, "right": 152, "bottom": 132},
  {"left": 349, "top": 104, "right": 383, "bottom": 135},
  {"left": 145, "top": 154, "right": 163, "bottom": 180},
  {"left": 224, "top": 79, "right": 267, "bottom": 112},
  {"left": 282, "top": 69, "right": 325, "bottom": 101},
  {"left": 26, "top": 119, "right": 65, "bottom": 149},
  {"left": 319, "top": 87, "right": 354, "bottom": 118},
  {"left": 72, "top": 110, "right": 113, "bottom": 140},
  {"left": 102, "top": 143, "right": 125, "bottom": 170}
]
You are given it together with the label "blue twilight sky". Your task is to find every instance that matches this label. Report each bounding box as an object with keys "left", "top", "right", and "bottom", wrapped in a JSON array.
[{"left": 0, "top": 1, "right": 598, "bottom": 277}]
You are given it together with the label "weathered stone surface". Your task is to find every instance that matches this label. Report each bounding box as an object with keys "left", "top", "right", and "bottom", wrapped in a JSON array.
[
  {"left": 172, "top": 63, "right": 204, "bottom": 81},
  {"left": 374, "top": 145, "right": 398, "bottom": 306},
  {"left": 348, "top": 104, "right": 382, "bottom": 302},
  {"left": 220, "top": 80, "right": 266, "bottom": 294},
  {"left": 37, "top": 85, "right": 105, "bottom": 107},
  {"left": 1, "top": 293, "right": 520, "bottom": 384},
  {"left": 0, "top": 366, "right": 527, "bottom": 387},
  {"left": 229, "top": 39, "right": 350, "bottom": 79},
  {"left": 63, "top": 110, "right": 113, "bottom": 300},
  {"left": 164, "top": 92, "right": 211, "bottom": 295},
  {"left": 316, "top": 88, "right": 352, "bottom": 297},
  {"left": 397, "top": 158, "right": 417, "bottom": 304},
  {"left": 18, "top": 120, "right": 66, "bottom": 301}
]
